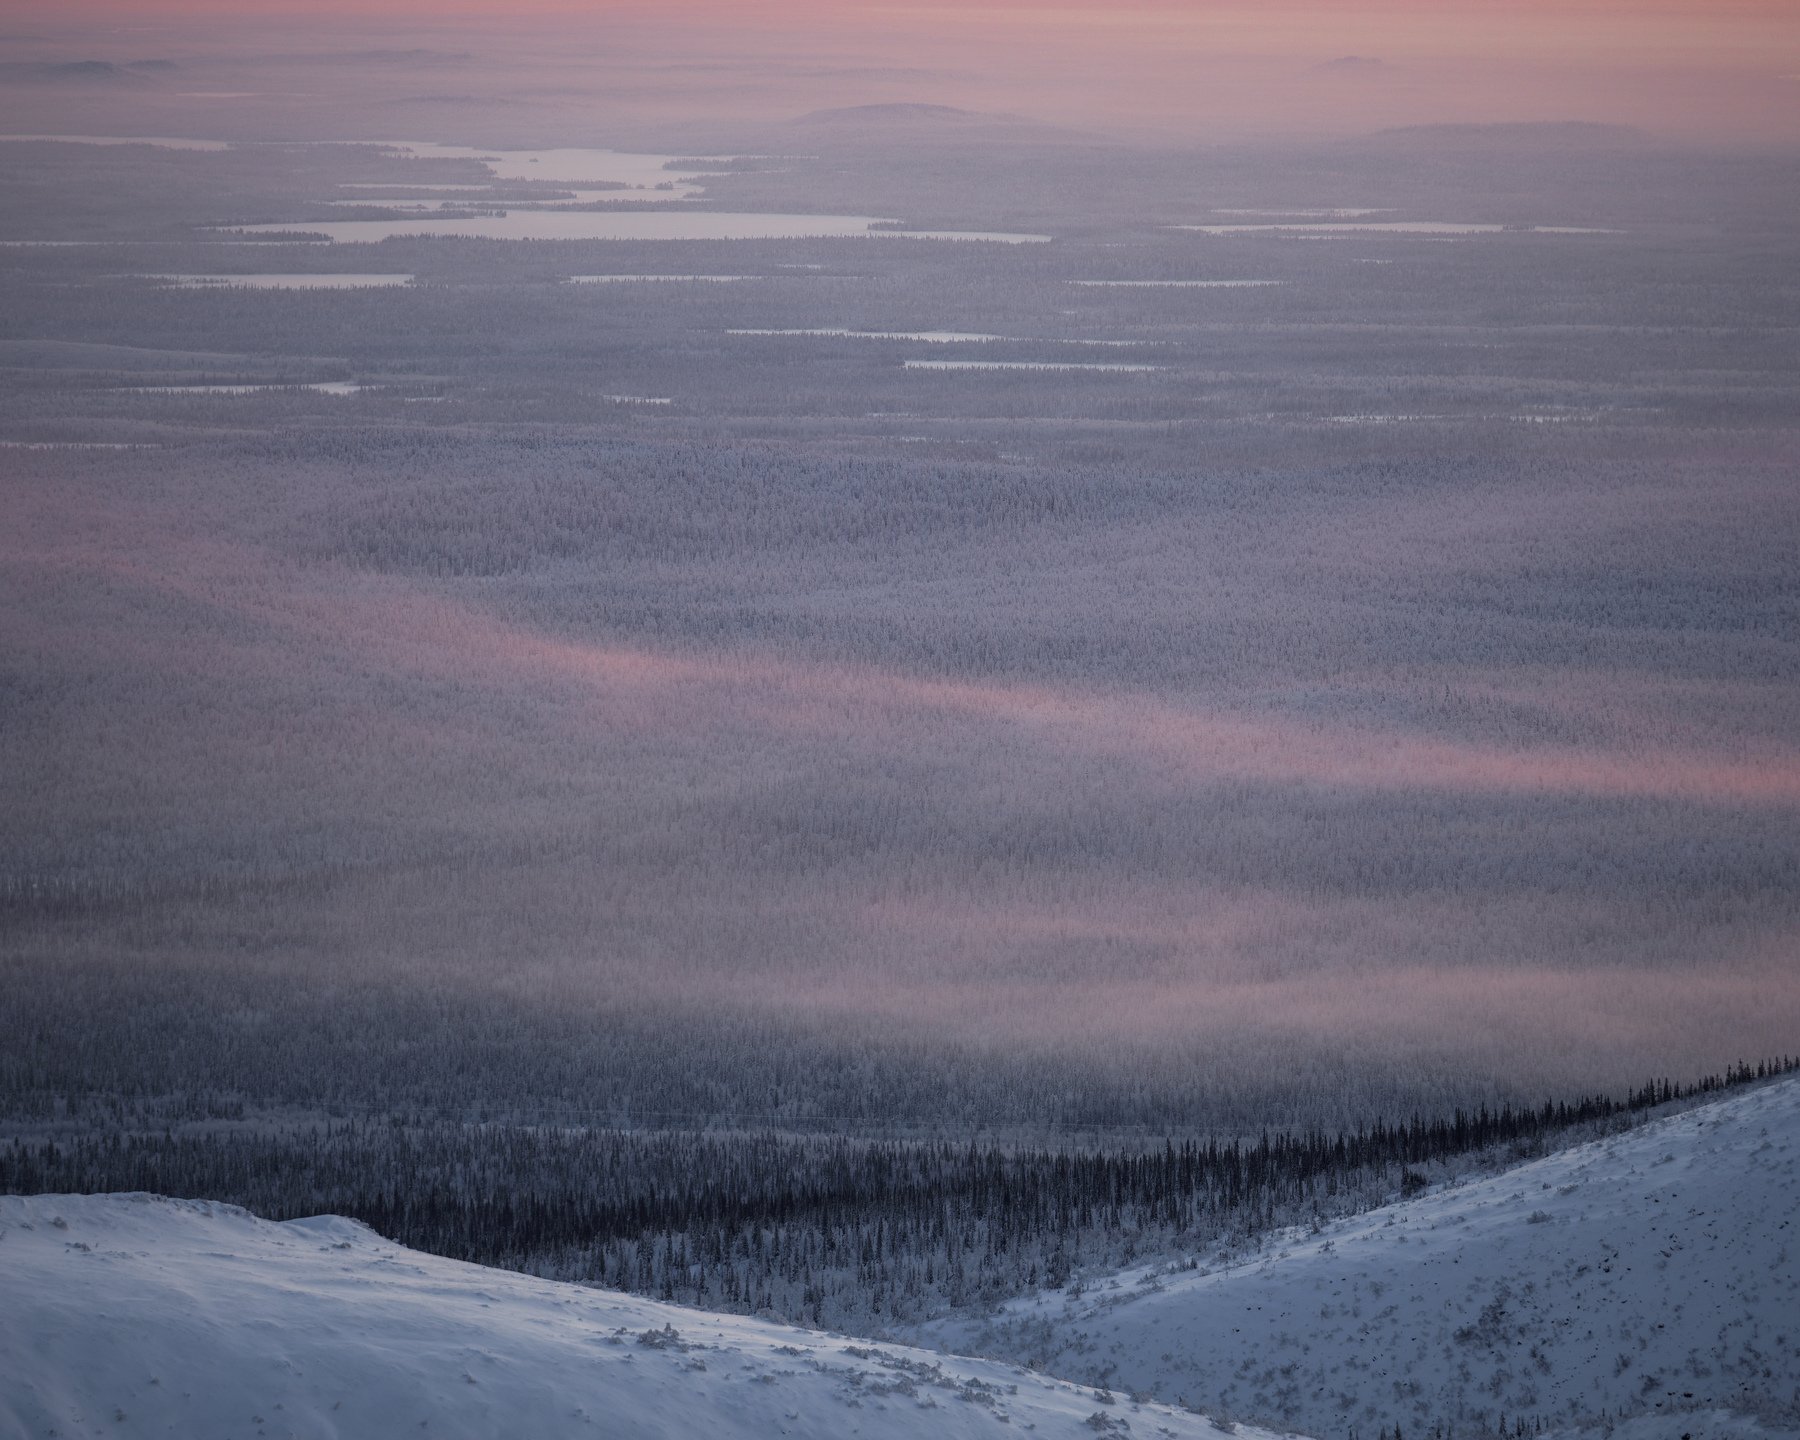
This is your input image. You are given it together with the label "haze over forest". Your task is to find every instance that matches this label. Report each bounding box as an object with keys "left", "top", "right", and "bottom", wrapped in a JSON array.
[
  {"left": 3, "top": 6, "right": 1799, "bottom": 1437},
  {"left": 2, "top": 6, "right": 1797, "bottom": 1136}
]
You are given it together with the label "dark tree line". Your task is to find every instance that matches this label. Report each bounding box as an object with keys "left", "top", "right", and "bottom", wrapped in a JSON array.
[{"left": 6, "top": 1058, "right": 1791, "bottom": 1332}]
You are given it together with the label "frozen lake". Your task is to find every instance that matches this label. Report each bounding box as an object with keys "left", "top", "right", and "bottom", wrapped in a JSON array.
[
  {"left": 142, "top": 274, "right": 414, "bottom": 289},
  {"left": 1211, "top": 208, "right": 1394, "bottom": 218},
  {"left": 903, "top": 360, "right": 1161, "bottom": 372},
  {"left": 569, "top": 274, "right": 760, "bottom": 283},
  {"left": 1174, "top": 222, "right": 1619, "bottom": 236},
  {"left": 371, "top": 141, "right": 729, "bottom": 198},
  {"left": 326, "top": 191, "right": 692, "bottom": 211},
  {"left": 1322, "top": 411, "right": 1600, "bottom": 425},
  {"left": 876, "top": 230, "right": 1051, "bottom": 244},
  {"left": 730, "top": 329, "right": 1150, "bottom": 348},
  {"left": 0, "top": 135, "right": 1051, "bottom": 246},
  {"left": 119, "top": 382, "right": 369, "bottom": 395},
  {"left": 728, "top": 328, "right": 1009, "bottom": 343},
  {"left": 220, "top": 215, "right": 1051, "bottom": 243},
  {"left": 1070, "top": 280, "right": 1283, "bottom": 288}
]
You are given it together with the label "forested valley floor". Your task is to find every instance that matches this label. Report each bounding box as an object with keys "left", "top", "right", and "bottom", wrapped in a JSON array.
[{"left": 7, "top": 1060, "right": 1792, "bottom": 1335}]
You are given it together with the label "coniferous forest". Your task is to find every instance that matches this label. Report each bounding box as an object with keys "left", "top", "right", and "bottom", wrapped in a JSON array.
[
  {"left": 2, "top": 37, "right": 1798, "bottom": 1437},
  {"left": 7, "top": 1061, "right": 1792, "bottom": 1334}
]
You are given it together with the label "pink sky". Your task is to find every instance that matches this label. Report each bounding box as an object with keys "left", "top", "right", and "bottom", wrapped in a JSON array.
[
  {"left": 40, "top": 0, "right": 1797, "bottom": 45},
  {"left": 14, "top": 0, "right": 1799, "bottom": 140}
]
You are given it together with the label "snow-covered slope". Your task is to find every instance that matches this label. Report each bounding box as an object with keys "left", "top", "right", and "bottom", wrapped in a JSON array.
[
  {"left": 923, "top": 1078, "right": 1800, "bottom": 1439},
  {"left": 0, "top": 1192, "right": 1292, "bottom": 1440}
]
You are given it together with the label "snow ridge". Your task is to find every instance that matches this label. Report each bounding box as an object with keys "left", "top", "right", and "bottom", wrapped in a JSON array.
[
  {"left": 919, "top": 1077, "right": 1800, "bottom": 1438},
  {"left": 0, "top": 1191, "right": 1292, "bottom": 1440}
]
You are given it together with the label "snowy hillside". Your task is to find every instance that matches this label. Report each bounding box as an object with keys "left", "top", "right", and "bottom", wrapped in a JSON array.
[
  {"left": 0, "top": 1192, "right": 1293, "bottom": 1440},
  {"left": 922, "top": 1077, "right": 1800, "bottom": 1438},
  {"left": 5, "top": 1084, "right": 1796, "bottom": 1440}
]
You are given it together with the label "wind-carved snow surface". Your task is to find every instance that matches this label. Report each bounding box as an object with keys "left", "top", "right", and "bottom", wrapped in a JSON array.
[
  {"left": 0, "top": 1193, "right": 1295, "bottom": 1440},
  {"left": 918, "top": 1077, "right": 1800, "bottom": 1439}
]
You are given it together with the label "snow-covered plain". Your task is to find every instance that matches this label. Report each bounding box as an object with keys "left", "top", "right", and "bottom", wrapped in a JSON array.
[
  {"left": 919, "top": 1078, "right": 1800, "bottom": 1439},
  {"left": 0, "top": 1192, "right": 1292, "bottom": 1440}
]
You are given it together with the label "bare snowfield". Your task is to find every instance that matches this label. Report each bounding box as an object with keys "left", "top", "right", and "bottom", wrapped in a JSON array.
[
  {"left": 0, "top": 1194, "right": 1294, "bottom": 1440},
  {"left": 919, "top": 1077, "right": 1800, "bottom": 1439}
]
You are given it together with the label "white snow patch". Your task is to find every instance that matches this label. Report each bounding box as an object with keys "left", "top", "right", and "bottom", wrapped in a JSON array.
[{"left": 0, "top": 1192, "right": 1297, "bottom": 1440}]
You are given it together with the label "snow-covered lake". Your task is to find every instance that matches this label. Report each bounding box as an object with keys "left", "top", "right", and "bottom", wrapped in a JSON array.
[
  {"left": 1211, "top": 207, "right": 1395, "bottom": 218},
  {"left": 1070, "top": 279, "right": 1284, "bottom": 287},
  {"left": 119, "top": 381, "right": 370, "bottom": 395},
  {"left": 372, "top": 141, "right": 730, "bottom": 199},
  {"left": 728, "top": 328, "right": 1010, "bottom": 343},
  {"left": 141, "top": 274, "right": 414, "bottom": 289},
  {"left": 904, "top": 359, "right": 1162, "bottom": 372},
  {"left": 219, "top": 214, "right": 1051, "bottom": 243},
  {"left": 1174, "top": 221, "right": 1620, "bottom": 236},
  {"left": 569, "top": 274, "right": 760, "bottom": 283},
  {"left": 730, "top": 329, "right": 1153, "bottom": 348},
  {"left": 0, "top": 135, "right": 1052, "bottom": 246}
]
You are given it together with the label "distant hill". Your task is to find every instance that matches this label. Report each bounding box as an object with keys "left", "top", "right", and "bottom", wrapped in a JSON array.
[
  {"left": 327, "top": 48, "right": 472, "bottom": 64},
  {"left": 0, "top": 60, "right": 156, "bottom": 85},
  {"left": 1371, "top": 121, "right": 1651, "bottom": 152},
  {"left": 788, "top": 103, "right": 1109, "bottom": 149},
  {"left": 233, "top": 48, "right": 472, "bottom": 68},
  {"left": 794, "top": 102, "right": 1031, "bottom": 127}
]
